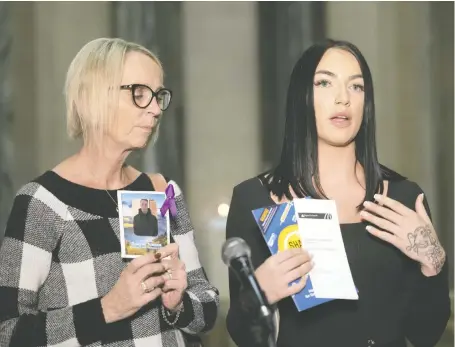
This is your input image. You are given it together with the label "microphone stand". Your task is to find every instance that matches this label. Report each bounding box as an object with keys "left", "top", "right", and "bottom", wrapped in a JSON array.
[
  {"left": 249, "top": 304, "right": 277, "bottom": 347},
  {"left": 262, "top": 306, "right": 277, "bottom": 347}
]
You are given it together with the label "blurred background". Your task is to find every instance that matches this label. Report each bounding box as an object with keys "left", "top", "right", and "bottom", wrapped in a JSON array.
[{"left": 0, "top": 1, "right": 453, "bottom": 346}]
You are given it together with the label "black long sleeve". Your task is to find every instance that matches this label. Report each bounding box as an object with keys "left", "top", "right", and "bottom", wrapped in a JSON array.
[
  {"left": 225, "top": 178, "right": 451, "bottom": 347},
  {"left": 404, "top": 193, "right": 451, "bottom": 347}
]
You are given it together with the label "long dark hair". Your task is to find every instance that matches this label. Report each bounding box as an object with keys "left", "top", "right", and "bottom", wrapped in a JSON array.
[{"left": 260, "top": 39, "right": 404, "bottom": 208}]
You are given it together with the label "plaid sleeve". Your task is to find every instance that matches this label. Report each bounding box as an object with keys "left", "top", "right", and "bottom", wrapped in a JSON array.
[
  {"left": 0, "top": 183, "right": 107, "bottom": 347},
  {"left": 166, "top": 181, "right": 219, "bottom": 334}
]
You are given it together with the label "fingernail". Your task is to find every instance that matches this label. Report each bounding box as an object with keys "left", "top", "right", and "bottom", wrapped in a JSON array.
[
  {"left": 363, "top": 201, "right": 372, "bottom": 207},
  {"left": 374, "top": 194, "right": 381, "bottom": 200},
  {"left": 155, "top": 252, "right": 162, "bottom": 260},
  {"left": 366, "top": 226, "right": 372, "bottom": 232},
  {"left": 360, "top": 211, "right": 368, "bottom": 217}
]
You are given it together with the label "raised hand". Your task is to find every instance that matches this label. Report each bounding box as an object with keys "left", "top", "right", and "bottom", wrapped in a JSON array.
[{"left": 361, "top": 193, "right": 446, "bottom": 276}]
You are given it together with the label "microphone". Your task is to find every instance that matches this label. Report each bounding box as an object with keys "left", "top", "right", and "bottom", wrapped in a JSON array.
[{"left": 222, "top": 237, "right": 277, "bottom": 347}]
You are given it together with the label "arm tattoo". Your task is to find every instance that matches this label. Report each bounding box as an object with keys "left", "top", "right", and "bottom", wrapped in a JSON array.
[{"left": 406, "top": 225, "right": 445, "bottom": 273}]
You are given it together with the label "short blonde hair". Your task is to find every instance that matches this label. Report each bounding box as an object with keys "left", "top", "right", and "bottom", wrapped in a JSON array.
[{"left": 65, "top": 38, "right": 163, "bottom": 144}]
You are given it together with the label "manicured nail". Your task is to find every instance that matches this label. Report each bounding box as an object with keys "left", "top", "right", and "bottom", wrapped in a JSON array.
[
  {"left": 155, "top": 252, "right": 162, "bottom": 260},
  {"left": 366, "top": 226, "right": 372, "bottom": 232},
  {"left": 360, "top": 211, "right": 368, "bottom": 217},
  {"left": 363, "top": 201, "right": 372, "bottom": 207},
  {"left": 373, "top": 194, "right": 381, "bottom": 200}
]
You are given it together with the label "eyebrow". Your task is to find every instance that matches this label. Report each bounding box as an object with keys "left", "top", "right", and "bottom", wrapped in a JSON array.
[{"left": 315, "top": 70, "right": 363, "bottom": 81}]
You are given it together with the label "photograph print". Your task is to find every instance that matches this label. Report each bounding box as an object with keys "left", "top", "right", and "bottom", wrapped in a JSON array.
[{"left": 117, "top": 190, "right": 170, "bottom": 258}]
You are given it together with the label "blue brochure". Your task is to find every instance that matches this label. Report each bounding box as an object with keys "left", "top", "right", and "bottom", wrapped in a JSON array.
[{"left": 252, "top": 201, "right": 334, "bottom": 312}]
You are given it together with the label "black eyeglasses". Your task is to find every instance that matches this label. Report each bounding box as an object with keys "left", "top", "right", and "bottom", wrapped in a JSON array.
[{"left": 120, "top": 84, "right": 172, "bottom": 111}]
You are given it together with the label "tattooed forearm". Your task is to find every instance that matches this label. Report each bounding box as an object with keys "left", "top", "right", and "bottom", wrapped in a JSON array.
[{"left": 406, "top": 225, "right": 446, "bottom": 274}]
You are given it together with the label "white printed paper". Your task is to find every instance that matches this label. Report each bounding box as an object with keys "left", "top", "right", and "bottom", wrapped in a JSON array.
[{"left": 293, "top": 198, "right": 358, "bottom": 300}]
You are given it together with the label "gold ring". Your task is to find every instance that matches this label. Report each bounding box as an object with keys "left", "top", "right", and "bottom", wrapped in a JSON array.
[{"left": 141, "top": 281, "right": 154, "bottom": 293}]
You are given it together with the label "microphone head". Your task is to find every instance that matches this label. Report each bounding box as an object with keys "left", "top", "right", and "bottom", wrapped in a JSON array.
[{"left": 221, "top": 237, "right": 251, "bottom": 266}]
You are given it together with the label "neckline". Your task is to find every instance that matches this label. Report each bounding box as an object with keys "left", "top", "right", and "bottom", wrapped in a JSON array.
[
  {"left": 45, "top": 170, "right": 146, "bottom": 193},
  {"left": 37, "top": 170, "right": 153, "bottom": 218},
  {"left": 259, "top": 177, "right": 384, "bottom": 226}
]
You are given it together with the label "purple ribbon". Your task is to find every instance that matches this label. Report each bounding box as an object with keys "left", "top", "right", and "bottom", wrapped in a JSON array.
[{"left": 160, "top": 184, "right": 177, "bottom": 217}]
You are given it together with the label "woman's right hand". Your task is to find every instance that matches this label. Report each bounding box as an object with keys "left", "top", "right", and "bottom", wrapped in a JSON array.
[
  {"left": 255, "top": 248, "right": 313, "bottom": 305},
  {"left": 101, "top": 252, "right": 166, "bottom": 323}
]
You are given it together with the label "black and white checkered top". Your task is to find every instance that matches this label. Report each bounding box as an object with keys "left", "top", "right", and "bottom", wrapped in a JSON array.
[{"left": 0, "top": 171, "right": 219, "bottom": 347}]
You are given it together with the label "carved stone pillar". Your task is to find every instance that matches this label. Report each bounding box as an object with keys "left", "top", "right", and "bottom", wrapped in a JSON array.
[
  {"left": 259, "top": 1, "right": 325, "bottom": 168},
  {"left": 0, "top": 2, "right": 13, "bottom": 243}
]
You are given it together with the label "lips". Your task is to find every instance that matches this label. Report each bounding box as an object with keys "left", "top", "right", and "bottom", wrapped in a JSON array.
[
  {"left": 329, "top": 112, "right": 351, "bottom": 128},
  {"left": 330, "top": 112, "right": 350, "bottom": 120}
]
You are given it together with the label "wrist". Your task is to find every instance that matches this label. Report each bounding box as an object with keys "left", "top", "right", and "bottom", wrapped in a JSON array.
[
  {"left": 255, "top": 270, "right": 274, "bottom": 305},
  {"left": 101, "top": 295, "right": 120, "bottom": 324},
  {"left": 165, "top": 299, "right": 184, "bottom": 313},
  {"left": 420, "top": 250, "right": 446, "bottom": 277}
]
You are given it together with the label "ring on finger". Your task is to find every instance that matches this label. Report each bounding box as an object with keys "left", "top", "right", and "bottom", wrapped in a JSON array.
[{"left": 141, "top": 281, "right": 154, "bottom": 294}]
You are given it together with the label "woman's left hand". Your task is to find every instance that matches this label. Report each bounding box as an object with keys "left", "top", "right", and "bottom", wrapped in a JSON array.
[
  {"left": 160, "top": 244, "right": 188, "bottom": 311},
  {"left": 361, "top": 193, "right": 446, "bottom": 277}
]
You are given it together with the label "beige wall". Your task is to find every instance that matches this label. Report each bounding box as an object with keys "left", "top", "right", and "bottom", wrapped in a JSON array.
[
  {"left": 181, "top": 2, "right": 260, "bottom": 346},
  {"left": 11, "top": 2, "right": 111, "bottom": 189}
]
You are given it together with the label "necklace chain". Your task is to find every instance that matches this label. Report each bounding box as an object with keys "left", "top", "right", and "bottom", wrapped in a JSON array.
[
  {"left": 105, "top": 190, "right": 119, "bottom": 212},
  {"left": 103, "top": 168, "right": 129, "bottom": 213}
]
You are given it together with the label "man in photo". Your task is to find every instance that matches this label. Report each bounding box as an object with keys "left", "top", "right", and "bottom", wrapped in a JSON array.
[{"left": 133, "top": 199, "right": 158, "bottom": 237}]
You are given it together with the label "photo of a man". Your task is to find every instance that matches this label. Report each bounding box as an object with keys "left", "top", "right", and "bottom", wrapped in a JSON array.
[{"left": 133, "top": 199, "right": 158, "bottom": 237}]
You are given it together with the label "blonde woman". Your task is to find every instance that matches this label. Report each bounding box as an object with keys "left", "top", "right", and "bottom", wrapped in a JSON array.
[{"left": 0, "top": 38, "right": 219, "bottom": 347}]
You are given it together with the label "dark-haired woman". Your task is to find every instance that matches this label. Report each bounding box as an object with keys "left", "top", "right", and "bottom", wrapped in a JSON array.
[{"left": 225, "top": 39, "right": 450, "bottom": 347}]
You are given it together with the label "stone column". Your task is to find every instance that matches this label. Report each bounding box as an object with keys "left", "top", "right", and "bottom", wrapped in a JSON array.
[
  {"left": 8, "top": 1, "right": 111, "bottom": 189},
  {"left": 0, "top": 2, "right": 13, "bottom": 243},
  {"left": 429, "top": 2, "right": 454, "bottom": 290},
  {"left": 259, "top": 2, "right": 326, "bottom": 167},
  {"left": 181, "top": 2, "right": 261, "bottom": 346}
]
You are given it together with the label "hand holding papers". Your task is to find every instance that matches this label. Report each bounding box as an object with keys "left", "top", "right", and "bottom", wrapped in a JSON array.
[
  {"left": 294, "top": 198, "right": 358, "bottom": 300},
  {"left": 252, "top": 198, "right": 358, "bottom": 311}
]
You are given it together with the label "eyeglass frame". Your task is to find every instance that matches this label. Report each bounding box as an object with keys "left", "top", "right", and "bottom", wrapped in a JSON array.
[{"left": 120, "top": 84, "right": 173, "bottom": 111}]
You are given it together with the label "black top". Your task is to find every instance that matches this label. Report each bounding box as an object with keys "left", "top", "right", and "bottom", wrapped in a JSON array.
[
  {"left": 226, "top": 177, "right": 451, "bottom": 347},
  {"left": 133, "top": 209, "right": 159, "bottom": 236}
]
